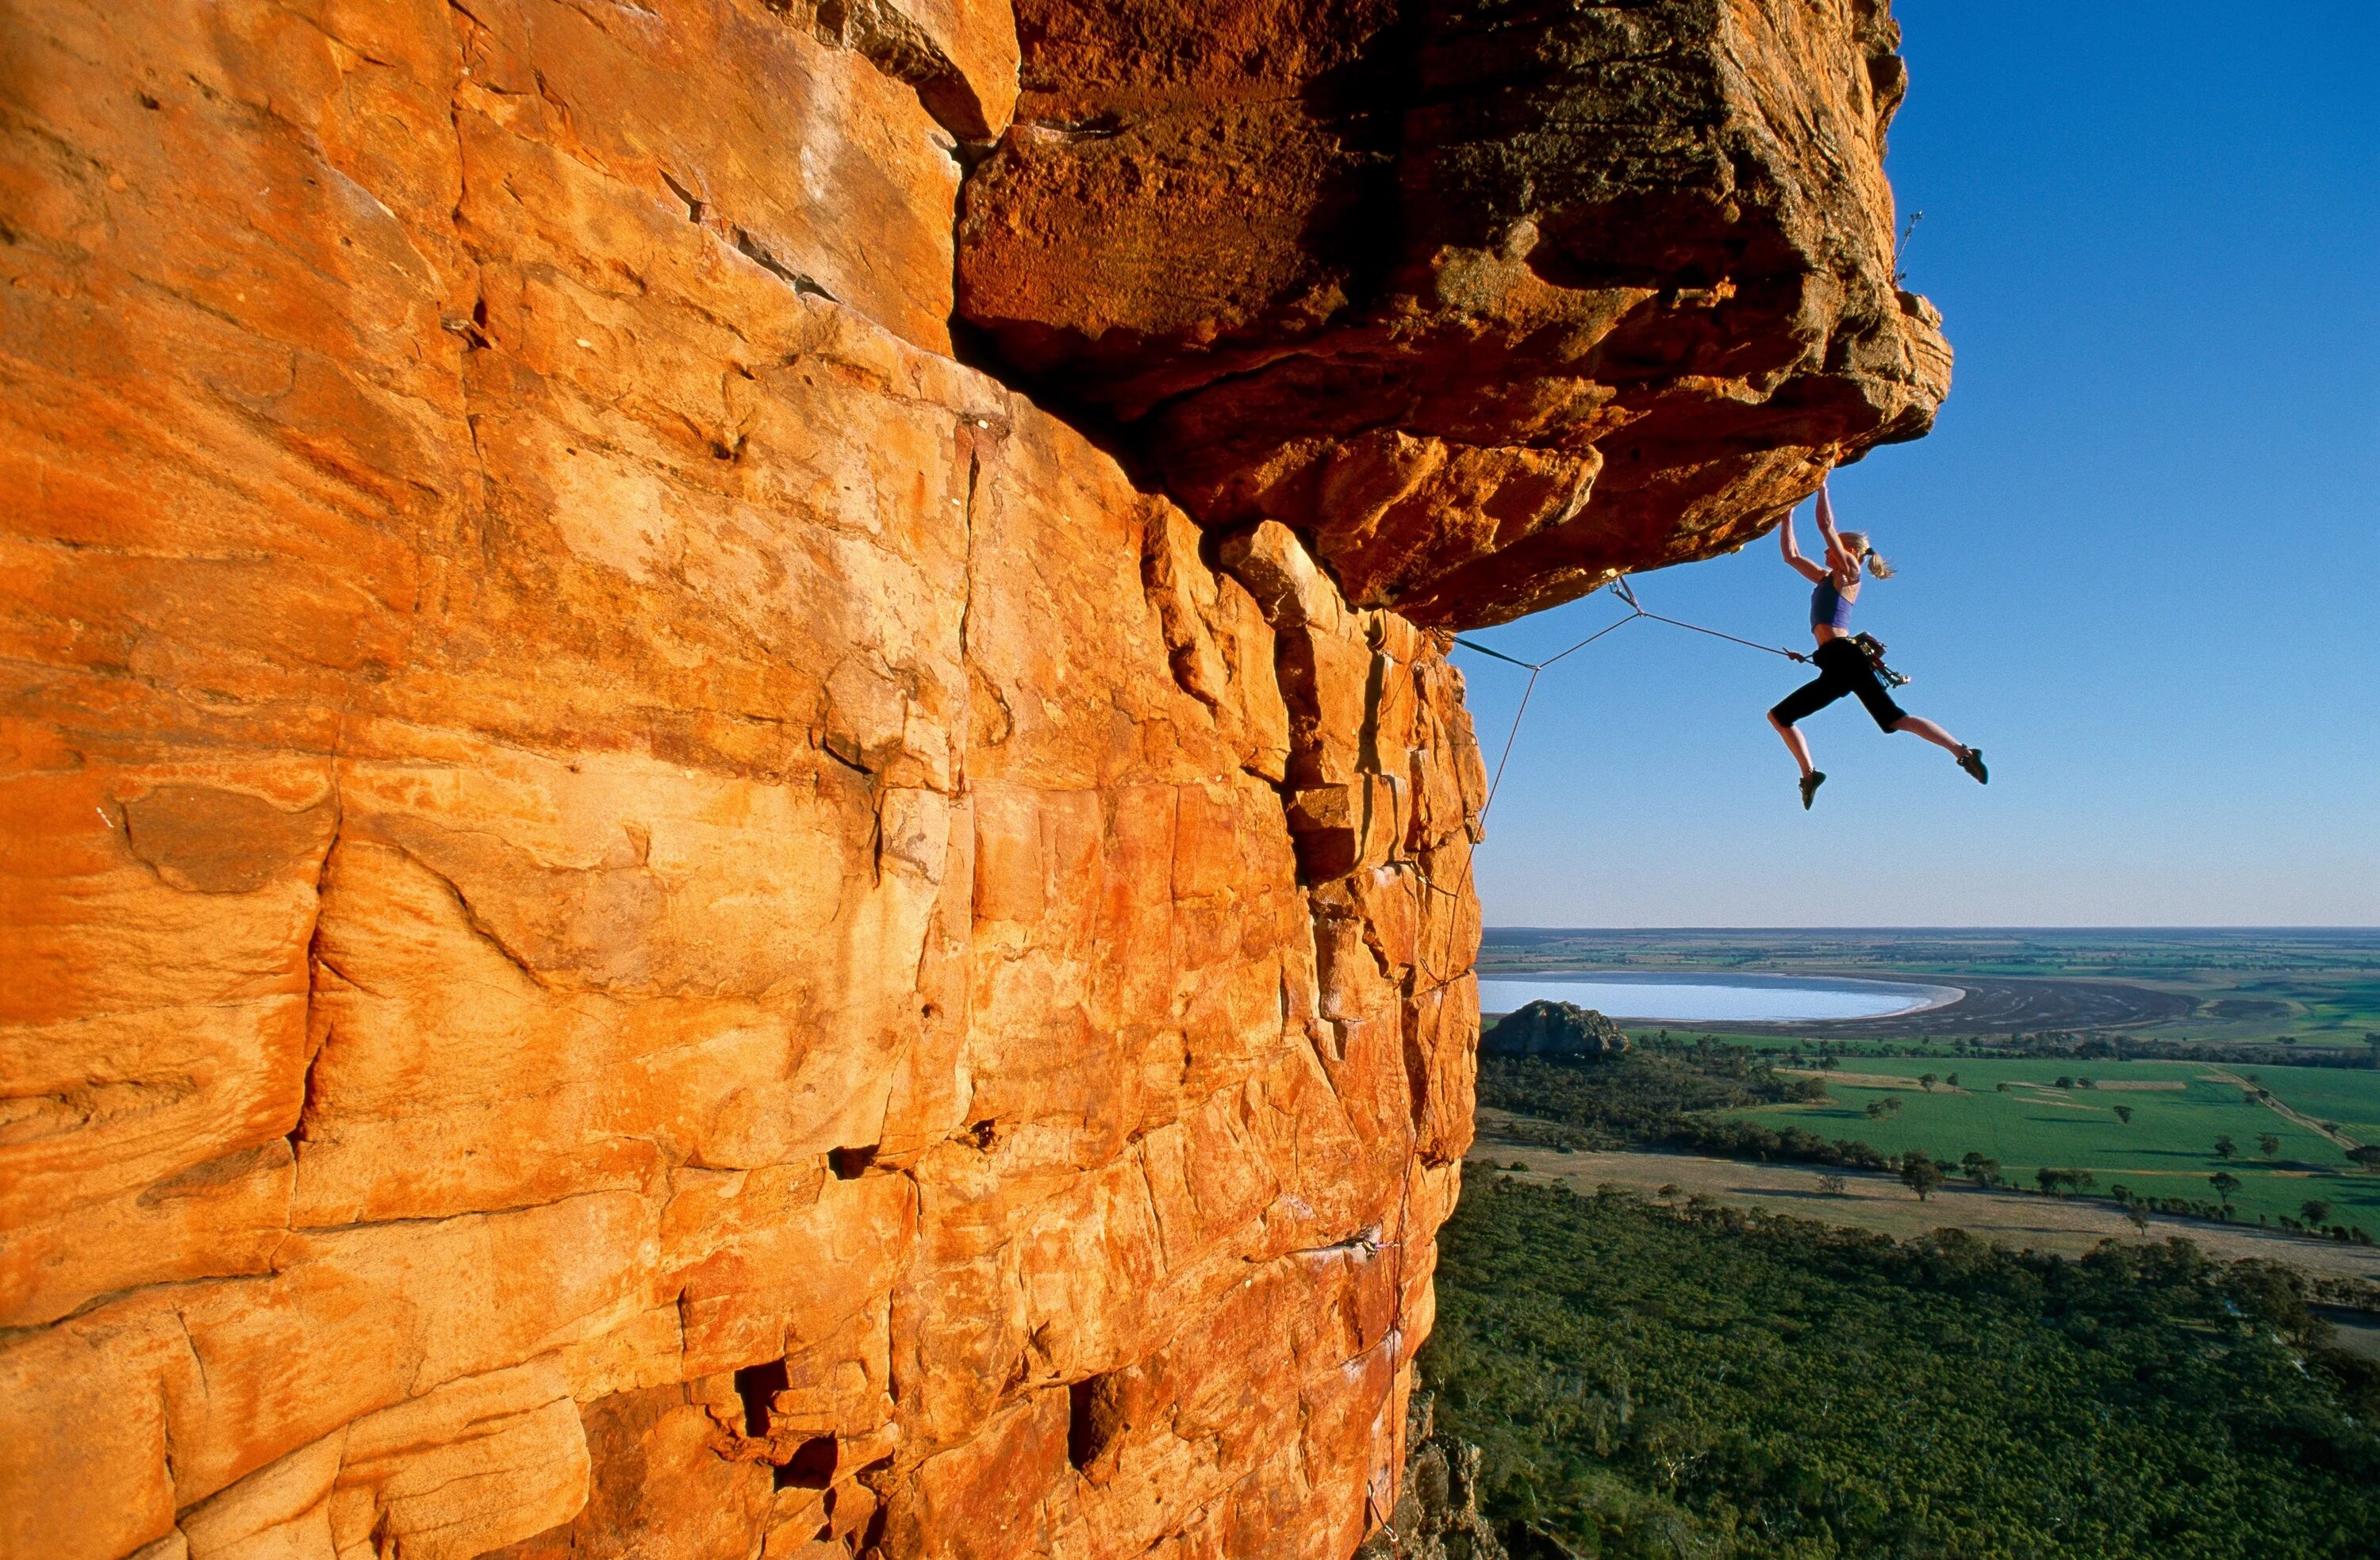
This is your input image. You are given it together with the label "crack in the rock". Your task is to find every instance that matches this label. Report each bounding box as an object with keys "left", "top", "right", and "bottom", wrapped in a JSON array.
[{"left": 732, "top": 226, "right": 838, "bottom": 301}]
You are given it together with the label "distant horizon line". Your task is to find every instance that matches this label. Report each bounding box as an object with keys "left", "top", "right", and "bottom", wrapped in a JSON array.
[{"left": 1481, "top": 925, "right": 2380, "bottom": 933}]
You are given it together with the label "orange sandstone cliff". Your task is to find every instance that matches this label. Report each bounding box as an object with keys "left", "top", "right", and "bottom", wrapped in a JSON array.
[{"left": 0, "top": 2, "right": 1942, "bottom": 1558}]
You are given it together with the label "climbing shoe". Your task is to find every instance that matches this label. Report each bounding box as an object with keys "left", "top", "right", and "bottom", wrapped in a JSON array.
[
  {"left": 1958, "top": 749, "right": 1989, "bottom": 785},
  {"left": 1800, "top": 772, "right": 1826, "bottom": 810}
]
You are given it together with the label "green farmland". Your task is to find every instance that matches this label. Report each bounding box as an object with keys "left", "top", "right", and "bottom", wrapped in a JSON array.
[
  {"left": 2254, "top": 1066, "right": 2380, "bottom": 1144},
  {"left": 1726, "top": 1056, "right": 2380, "bottom": 1235}
]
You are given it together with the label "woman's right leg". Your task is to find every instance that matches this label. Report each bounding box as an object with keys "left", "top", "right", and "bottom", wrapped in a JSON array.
[
  {"left": 1768, "top": 711, "right": 1817, "bottom": 779},
  {"left": 1768, "top": 672, "right": 1841, "bottom": 780}
]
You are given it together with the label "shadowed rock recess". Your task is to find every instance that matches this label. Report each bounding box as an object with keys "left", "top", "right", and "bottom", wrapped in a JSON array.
[{"left": 0, "top": 2, "right": 1936, "bottom": 1557}]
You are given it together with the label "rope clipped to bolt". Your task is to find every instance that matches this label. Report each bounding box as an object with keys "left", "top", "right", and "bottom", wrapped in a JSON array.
[{"left": 1417, "top": 577, "right": 1806, "bottom": 957}]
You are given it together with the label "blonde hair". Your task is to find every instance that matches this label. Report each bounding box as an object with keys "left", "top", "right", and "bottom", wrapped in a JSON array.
[{"left": 1838, "top": 530, "right": 1894, "bottom": 579}]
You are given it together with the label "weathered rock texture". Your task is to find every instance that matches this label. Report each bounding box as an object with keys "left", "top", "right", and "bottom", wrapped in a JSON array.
[
  {"left": 0, "top": 0, "right": 1933, "bottom": 1556},
  {"left": 0, "top": 5, "right": 1484, "bottom": 1555},
  {"left": 958, "top": 0, "right": 1951, "bottom": 625},
  {"left": 1353, "top": 1393, "right": 1508, "bottom": 1560}
]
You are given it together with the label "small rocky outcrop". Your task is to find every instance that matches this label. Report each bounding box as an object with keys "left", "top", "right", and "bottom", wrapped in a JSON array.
[
  {"left": 1357, "top": 1393, "right": 1510, "bottom": 1560},
  {"left": 1484, "top": 1001, "right": 1631, "bottom": 1059}
]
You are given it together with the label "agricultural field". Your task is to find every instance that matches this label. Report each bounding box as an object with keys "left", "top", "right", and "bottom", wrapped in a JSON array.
[
  {"left": 2254, "top": 1066, "right": 2380, "bottom": 1144},
  {"left": 1468, "top": 1120, "right": 2380, "bottom": 1286},
  {"left": 1726, "top": 1055, "right": 2380, "bottom": 1234}
]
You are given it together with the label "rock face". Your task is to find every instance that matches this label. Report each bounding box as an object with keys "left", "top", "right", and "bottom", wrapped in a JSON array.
[
  {"left": 1353, "top": 1393, "right": 1509, "bottom": 1560},
  {"left": 958, "top": 0, "right": 1949, "bottom": 624},
  {"left": 0, "top": 2, "right": 1933, "bottom": 1557},
  {"left": 1481, "top": 1002, "right": 1630, "bottom": 1060}
]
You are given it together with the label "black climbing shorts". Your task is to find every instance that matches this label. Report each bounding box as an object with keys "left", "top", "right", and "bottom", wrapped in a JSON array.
[{"left": 1770, "top": 638, "right": 1906, "bottom": 731}]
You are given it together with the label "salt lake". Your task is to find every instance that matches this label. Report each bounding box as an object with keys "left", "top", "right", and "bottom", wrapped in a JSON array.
[{"left": 1477, "top": 970, "right": 1964, "bottom": 1023}]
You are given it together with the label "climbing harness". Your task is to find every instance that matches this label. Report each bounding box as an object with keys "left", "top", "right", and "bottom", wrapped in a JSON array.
[{"left": 1848, "top": 631, "right": 1911, "bottom": 688}]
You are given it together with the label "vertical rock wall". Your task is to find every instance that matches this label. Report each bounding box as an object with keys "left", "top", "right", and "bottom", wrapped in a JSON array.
[
  {"left": 0, "top": 3, "right": 1484, "bottom": 1556},
  {"left": 2, "top": 1, "right": 1940, "bottom": 1554}
]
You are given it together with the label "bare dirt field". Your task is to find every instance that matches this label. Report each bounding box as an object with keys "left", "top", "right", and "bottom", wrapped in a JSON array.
[
  {"left": 1738, "top": 975, "right": 2195, "bottom": 1038},
  {"left": 1779, "top": 1068, "right": 1968, "bottom": 1092},
  {"left": 1471, "top": 1110, "right": 2380, "bottom": 1286}
]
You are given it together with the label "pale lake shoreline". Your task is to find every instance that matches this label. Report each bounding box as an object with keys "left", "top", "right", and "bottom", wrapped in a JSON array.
[{"left": 1479, "top": 969, "right": 1970, "bottom": 1025}]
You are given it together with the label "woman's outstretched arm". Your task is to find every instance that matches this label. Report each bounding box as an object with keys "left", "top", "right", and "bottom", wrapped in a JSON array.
[
  {"left": 1814, "top": 481, "right": 1859, "bottom": 581},
  {"left": 1779, "top": 501, "right": 1827, "bottom": 583}
]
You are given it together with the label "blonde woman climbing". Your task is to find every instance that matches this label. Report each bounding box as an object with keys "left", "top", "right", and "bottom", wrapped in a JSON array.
[{"left": 1768, "top": 480, "right": 1987, "bottom": 809}]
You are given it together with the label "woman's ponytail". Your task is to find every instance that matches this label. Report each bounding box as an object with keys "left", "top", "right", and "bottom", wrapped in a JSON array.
[{"left": 1864, "top": 548, "right": 1895, "bottom": 580}]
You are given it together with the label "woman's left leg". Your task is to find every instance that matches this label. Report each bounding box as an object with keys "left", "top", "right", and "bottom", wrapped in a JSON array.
[
  {"left": 1853, "top": 676, "right": 1987, "bottom": 783},
  {"left": 1890, "top": 715, "right": 1988, "bottom": 783},
  {"left": 1888, "top": 714, "right": 1970, "bottom": 757}
]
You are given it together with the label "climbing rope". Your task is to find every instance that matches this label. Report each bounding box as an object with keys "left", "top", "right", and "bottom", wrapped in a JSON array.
[
  {"left": 1417, "top": 577, "right": 1807, "bottom": 967},
  {"left": 1376, "top": 577, "right": 1808, "bottom": 1474}
]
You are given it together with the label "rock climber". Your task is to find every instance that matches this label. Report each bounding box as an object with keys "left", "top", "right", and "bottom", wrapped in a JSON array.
[{"left": 1768, "top": 478, "right": 1987, "bottom": 809}]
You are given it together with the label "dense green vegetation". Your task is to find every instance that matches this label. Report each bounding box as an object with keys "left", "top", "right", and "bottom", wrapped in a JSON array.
[
  {"left": 1422, "top": 1178, "right": 2380, "bottom": 1559},
  {"left": 1478, "top": 1037, "right": 1829, "bottom": 1143}
]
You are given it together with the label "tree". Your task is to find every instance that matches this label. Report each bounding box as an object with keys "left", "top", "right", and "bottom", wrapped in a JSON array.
[
  {"left": 2214, "top": 1134, "right": 2236, "bottom": 1159},
  {"left": 1918, "top": 1073, "right": 1937, "bottom": 1092},
  {"left": 2209, "top": 1171, "right": 2241, "bottom": 1209},
  {"left": 2113, "top": 1106, "right": 2134, "bottom": 1125},
  {"left": 1960, "top": 1152, "right": 2000, "bottom": 1188},
  {"left": 2125, "top": 1202, "right": 2153, "bottom": 1235},
  {"left": 1996, "top": 1081, "right": 2010, "bottom": 1093},
  {"left": 2257, "top": 1133, "right": 2282, "bottom": 1159},
  {"left": 2348, "top": 1145, "right": 2380, "bottom": 1171},
  {"left": 1900, "top": 1157, "right": 1945, "bottom": 1202},
  {"left": 1656, "top": 1183, "right": 1682, "bottom": 1204},
  {"left": 2303, "top": 1198, "right": 2333, "bottom": 1226},
  {"left": 1865, "top": 1097, "right": 1900, "bottom": 1120},
  {"left": 1818, "top": 1173, "right": 1848, "bottom": 1197},
  {"left": 2055, "top": 1076, "right": 2075, "bottom": 1090},
  {"left": 2036, "top": 1167, "right": 2094, "bottom": 1196}
]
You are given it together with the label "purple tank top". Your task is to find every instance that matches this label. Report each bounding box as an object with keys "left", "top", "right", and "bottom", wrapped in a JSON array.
[{"left": 1811, "top": 579, "right": 1854, "bottom": 631}]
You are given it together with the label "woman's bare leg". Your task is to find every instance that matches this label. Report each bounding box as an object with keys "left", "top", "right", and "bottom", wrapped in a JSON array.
[
  {"left": 1769, "top": 713, "right": 1817, "bottom": 778},
  {"left": 1891, "top": 714, "right": 1973, "bottom": 758}
]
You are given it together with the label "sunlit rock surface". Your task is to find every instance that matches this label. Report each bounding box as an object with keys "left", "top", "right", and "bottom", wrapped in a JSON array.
[
  {"left": 1, "top": 0, "right": 1932, "bottom": 1554},
  {"left": 958, "top": 0, "right": 1950, "bottom": 625}
]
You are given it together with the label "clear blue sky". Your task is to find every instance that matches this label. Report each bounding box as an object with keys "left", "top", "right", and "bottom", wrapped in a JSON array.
[{"left": 1458, "top": 0, "right": 2379, "bottom": 928}]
